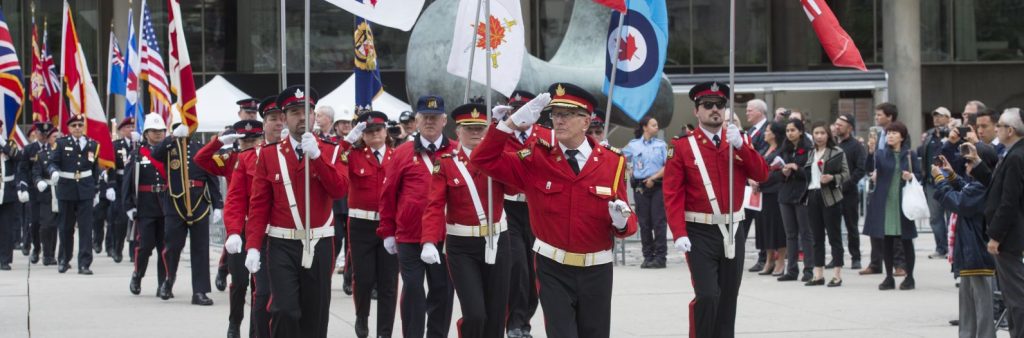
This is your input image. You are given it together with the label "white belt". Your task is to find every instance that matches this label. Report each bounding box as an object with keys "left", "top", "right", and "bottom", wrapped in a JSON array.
[
  {"left": 532, "top": 239, "right": 613, "bottom": 267},
  {"left": 446, "top": 219, "right": 508, "bottom": 237},
  {"left": 683, "top": 211, "right": 746, "bottom": 225},
  {"left": 1, "top": 175, "right": 12, "bottom": 182},
  {"left": 266, "top": 225, "right": 335, "bottom": 240},
  {"left": 116, "top": 169, "right": 125, "bottom": 175},
  {"left": 349, "top": 208, "right": 380, "bottom": 221},
  {"left": 503, "top": 193, "right": 526, "bottom": 202},
  {"left": 58, "top": 171, "right": 92, "bottom": 180}
]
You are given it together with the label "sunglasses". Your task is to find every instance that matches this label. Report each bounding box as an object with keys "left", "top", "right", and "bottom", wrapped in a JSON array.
[
  {"left": 68, "top": 123, "right": 84, "bottom": 128},
  {"left": 699, "top": 101, "right": 726, "bottom": 110}
]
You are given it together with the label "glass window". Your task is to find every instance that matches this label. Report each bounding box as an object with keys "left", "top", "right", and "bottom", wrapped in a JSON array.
[
  {"left": 534, "top": 0, "right": 573, "bottom": 60},
  {"left": 920, "top": 0, "right": 951, "bottom": 62},
  {"left": 829, "top": 0, "right": 878, "bottom": 64},
  {"left": 665, "top": 0, "right": 691, "bottom": 69},
  {"left": 955, "top": 0, "right": 1024, "bottom": 61},
  {"left": 691, "top": 0, "right": 767, "bottom": 66}
]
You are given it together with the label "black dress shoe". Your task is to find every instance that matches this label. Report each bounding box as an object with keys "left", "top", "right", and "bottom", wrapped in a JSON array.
[
  {"left": 30, "top": 251, "right": 39, "bottom": 264},
  {"left": 640, "top": 260, "right": 651, "bottom": 269},
  {"left": 748, "top": 261, "right": 765, "bottom": 272},
  {"left": 227, "top": 324, "right": 241, "bottom": 338},
  {"left": 777, "top": 274, "right": 798, "bottom": 281},
  {"left": 0, "top": 263, "right": 10, "bottom": 270},
  {"left": 899, "top": 276, "right": 915, "bottom": 290},
  {"left": 801, "top": 274, "right": 813, "bottom": 282},
  {"left": 651, "top": 260, "right": 667, "bottom": 269},
  {"left": 215, "top": 270, "right": 227, "bottom": 292},
  {"left": 78, "top": 267, "right": 93, "bottom": 275},
  {"left": 507, "top": 328, "right": 524, "bottom": 338},
  {"left": 827, "top": 278, "right": 843, "bottom": 287},
  {"left": 850, "top": 259, "right": 862, "bottom": 270},
  {"left": 355, "top": 316, "right": 369, "bottom": 338},
  {"left": 949, "top": 319, "right": 959, "bottom": 326},
  {"left": 158, "top": 279, "right": 175, "bottom": 300},
  {"left": 343, "top": 279, "right": 353, "bottom": 296},
  {"left": 57, "top": 262, "right": 69, "bottom": 273},
  {"left": 804, "top": 278, "right": 825, "bottom": 286},
  {"left": 191, "top": 293, "right": 214, "bottom": 306},
  {"left": 878, "top": 276, "right": 895, "bottom": 290},
  {"left": 43, "top": 257, "right": 56, "bottom": 266},
  {"left": 112, "top": 253, "right": 122, "bottom": 263},
  {"left": 129, "top": 272, "right": 142, "bottom": 295},
  {"left": 93, "top": 244, "right": 102, "bottom": 254},
  {"left": 21, "top": 245, "right": 30, "bottom": 256}
]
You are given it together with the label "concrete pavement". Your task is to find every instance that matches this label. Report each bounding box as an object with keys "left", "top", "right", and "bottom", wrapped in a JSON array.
[{"left": 0, "top": 236, "right": 1009, "bottom": 337}]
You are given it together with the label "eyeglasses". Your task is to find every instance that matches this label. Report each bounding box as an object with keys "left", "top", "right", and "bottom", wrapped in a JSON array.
[
  {"left": 68, "top": 123, "right": 84, "bottom": 128},
  {"left": 699, "top": 101, "right": 726, "bottom": 110},
  {"left": 551, "top": 111, "right": 586, "bottom": 120},
  {"left": 996, "top": 123, "right": 1010, "bottom": 129}
]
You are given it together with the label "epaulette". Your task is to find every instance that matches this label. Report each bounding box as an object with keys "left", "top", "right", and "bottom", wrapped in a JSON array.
[
  {"left": 517, "top": 149, "right": 531, "bottom": 160},
  {"left": 440, "top": 153, "right": 454, "bottom": 159},
  {"left": 320, "top": 139, "right": 339, "bottom": 146},
  {"left": 602, "top": 144, "right": 622, "bottom": 155}
]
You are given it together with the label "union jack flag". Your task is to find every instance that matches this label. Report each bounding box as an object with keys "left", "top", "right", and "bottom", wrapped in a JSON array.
[
  {"left": 141, "top": 1, "right": 171, "bottom": 128},
  {"left": 0, "top": 8, "right": 26, "bottom": 147}
]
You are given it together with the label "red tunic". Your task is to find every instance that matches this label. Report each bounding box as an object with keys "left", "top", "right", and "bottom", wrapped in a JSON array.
[
  {"left": 245, "top": 137, "right": 349, "bottom": 251},
  {"left": 501, "top": 126, "right": 553, "bottom": 196},
  {"left": 195, "top": 136, "right": 237, "bottom": 184},
  {"left": 224, "top": 148, "right": 257, "bottom": 237},
  {"left": 662, "top": 129, "right": 769, "bottom": 239},
  {"left": 421, "top": 148, "right": 506, "bottom": 244},
  {"left": 471, "top": 124, "right": 637, "bottom": 253},
  {"left": 377, "top": 136, "right": 459, "bottom": 243},
  {"left": 339, "top": 141, "right": 393, "bottom": 213}
]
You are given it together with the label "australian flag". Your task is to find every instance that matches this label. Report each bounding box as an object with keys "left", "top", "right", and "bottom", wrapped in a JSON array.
[
  {"left": 602, "top": 0, "right": 667, "bottom": 122},
  {"left": 353, "top": 4, "right": 382, "bottom": 113}
]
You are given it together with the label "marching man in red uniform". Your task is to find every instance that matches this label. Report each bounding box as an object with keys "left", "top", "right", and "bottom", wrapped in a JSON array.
[
  {"left": 421, "top": 103, "right": 511, "bottom": 338},
  {"left": 663, "top": 81, "right": 768, "bottom": 338},
  {"left": 471, "top": 82, "right": 637, "bottom": 338},
  {"left": 244, "top": 86, "right": 349, "bottom": 337}
]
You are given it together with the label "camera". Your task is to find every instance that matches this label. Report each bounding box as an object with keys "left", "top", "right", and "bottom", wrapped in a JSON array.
[
  {"left": 936, "top": 127, "right": 950, "bottom": 138},
  {"left": 957, "top": 127, "right": 971, "bottom": 138},
  {"left": 386, "top": 120, "right": 402, "bottom": 138}
]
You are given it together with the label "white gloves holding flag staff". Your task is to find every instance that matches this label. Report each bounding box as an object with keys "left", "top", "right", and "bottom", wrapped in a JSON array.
[
  {"left": 726, "top": 124, "right": 743, "bottom": 149},
  {"left": 131, "top": 131, "right": 142, "bottom": 143},
  {"left": 172, "top": 124, "right": 189, "bottom": 138},
  {"left": 420, "top": 243, "right": 440, "bottom": 264},
  {"left": 344, "top": 122, "right": 367, "bottom": 144},
  {"left": 608, "top": 200, "right": 631, "bottom": 230},
  {"left": 300, "top": 133, "right": 321, "bottom": 159}
]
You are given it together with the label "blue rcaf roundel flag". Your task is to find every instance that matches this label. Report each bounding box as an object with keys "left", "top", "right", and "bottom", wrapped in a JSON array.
[{"left": 602, "top": 0, "right": 667, "bottom": 123}]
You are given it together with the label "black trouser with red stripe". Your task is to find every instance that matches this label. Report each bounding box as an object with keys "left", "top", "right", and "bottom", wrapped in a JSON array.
[
  {"left": 685, "top": 221, "right": 745, "bottom": 338},
  {"left": 266, "top": 236, "right": 333, "bottom": 338},
  {"left": 251, "top": 241, "right": 271, "bottom": 338},
  {"left": 226, "top": 243, "right": 251, "bottom": 329},
  {"left": 133, "top": 217, "right": 167, "bottom": 288},
  {"left": 504, "top": 200, "right": 538, "bottom": 333},
  {"left": 163, "top": 216, "right": 211, "bottom": 294},
  {"left": 446, "top": 234, "right": 511, "bottom": 338},
  {"left": 348, "top": 218, "right": 398, "bottom": 336},
  {"left": 535, "top": 253, "right": 613, "bottom": 338},
  {"left": 397, "top": 242, "right": 453, "bottom": 338}
]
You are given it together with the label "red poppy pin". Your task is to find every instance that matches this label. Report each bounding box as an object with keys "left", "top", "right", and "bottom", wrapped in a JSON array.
[
  {"left": 817, "top": 159, "right": 824, "bottom": 169},
  {"left": 797, "top": 148, "right": 805, "bottom": 155}
]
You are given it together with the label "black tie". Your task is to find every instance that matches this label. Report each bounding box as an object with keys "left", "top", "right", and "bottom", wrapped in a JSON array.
[
  {"left": 373, "top": 150, "right": 382, "bottom": 164},
  {"left": 518, "top": 132, "right": 528, "bottom": 144},
  {"left": 565, "top": 149, "right": 581, "bottom": 175},
  {"left": 296, "top": 147, "right": 304, "bottom": 161},
  {"left": 428, "top": 143, "right": 437, "bottom": 153},
  {"left": 712, "top": 135, "right": 721, "bottom": 148}
]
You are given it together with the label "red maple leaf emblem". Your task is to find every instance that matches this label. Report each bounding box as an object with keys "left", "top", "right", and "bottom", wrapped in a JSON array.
[
  {"left": 475, "top": 15, "right": 506, "bottom": 50},
  {"left": 617, "top": 34, "right": 638, "bottom": 61}
]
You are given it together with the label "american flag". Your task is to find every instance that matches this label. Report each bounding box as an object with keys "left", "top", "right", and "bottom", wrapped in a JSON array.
[
  {"left": 141, "top": 1, "right": 172, "bottom": 127},
  {"left": 0, "top": 8, "right": 26, "bottom": 147}
]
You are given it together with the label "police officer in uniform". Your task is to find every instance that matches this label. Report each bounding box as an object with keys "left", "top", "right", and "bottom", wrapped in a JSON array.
[
  {"left": 472, "top": 83, "right": 638, "bottom": 338},
  {"left": 31, "top": 126, "right": 60, "bottom": 267},
  {"left": 379, "top": 95, "right": 456, "bottom": 338},
  {"left": 337, "top": 111, "right": 398, "bottom": 338},
  {"left": 107, "top": 118, "right": 135, "bottom": 263},
  {"left": 663, "top": 82, "right": 769, "bottom": 338},
  {"left": 421, "top": 103, "right": 511, "bottom": 338},
  {"left": 47, "top": 114, "right": 101, "bottom": 274},
  {"left": 245, "top": 85, "right": 349, "bottom": 337},
  {"left": 0, "top": 121, "right": 28, "bottom": 270},
  {"left": 23, "top": 122, "right": 52, "bottom": 265},
  {"left": 124, "top": 113, "right": 170, "bottom": 296},
  {"left": 497, "top": 90, "right": 552, "bottom": 338},
  {"left": 151, "top": 121, "right": 222, "bottom": 305}
]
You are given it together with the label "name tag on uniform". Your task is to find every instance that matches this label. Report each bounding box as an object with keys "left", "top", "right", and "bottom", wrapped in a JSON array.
[
  {"left": 64, "top": 147, "right": 73, "bottom": 151},
  {"left": 595, "top": 186, "right": 612, "bottom": 196}
]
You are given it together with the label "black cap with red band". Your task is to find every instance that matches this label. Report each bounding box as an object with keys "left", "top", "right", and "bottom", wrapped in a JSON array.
[
  {"left": 236, "top": 98, "right": 260, "bottom": 112},
  {"left": 276, "top": 85, "right": 319, "bottom": 111},
  {"left": 356, "top": 111, "right": 389, "bottom": 127},
  {"left": 451, "top": 103, "right": 489, "bottom": 126},
  {"left": 259, "top": 96, "right": 281, "bottom": 119},
  {"left": 545, "top": 82, "right": 597, "bottom": 114},
  {"left": 506, "top": 90, "right": 536, "bottom": 108},
  {"left": 232, "top": 120, "right": 264, "bottom": 139},
  {"left": 688, "top": 81, "right": 731, "bottom": 102}
]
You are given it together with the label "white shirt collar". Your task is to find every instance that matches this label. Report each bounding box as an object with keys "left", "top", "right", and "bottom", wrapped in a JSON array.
[
  {"left": 289, "top": 136, "right": 302, "bottom": 156},
  {"left": 517, "top": 126, "right": 533, "bottom": 144},
  {"left": 699, "top": 126, "right": 721, "bottom": 141},
  {"left": 461, "top": 146, "right": 473, "bottom": 157},
  {"left": 753, "top": 118, "right": 767, "bottom": 131},
  {"left": 558, "top": 138, "right": 592, "bottom": 170},
  {"left": 420, "top": 134, "right": 443, "bottom": 150},
  {"left": 372, "top": 144, "right": 387, "bottom": 156}
]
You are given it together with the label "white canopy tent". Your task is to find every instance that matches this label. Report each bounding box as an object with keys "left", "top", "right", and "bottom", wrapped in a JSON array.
[
  {"left": 173, "top": 75, "right": 253, "bottom": 133},
  {"left": 317, "top": 74, "right": 412, "bottom": 121}
]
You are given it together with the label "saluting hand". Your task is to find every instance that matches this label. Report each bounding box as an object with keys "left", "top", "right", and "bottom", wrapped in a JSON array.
[
  {"left": 344, "top": 122, "right": 367, "bottom": 144},
  {"left": 491, "top": 105, "right": 512, "bottom": 122},
  {"left": 218, "top": 133, "right": 242, "bottom": 145},
  {"left": 509, "top": 93, "right": 551, "bottom": 128}
]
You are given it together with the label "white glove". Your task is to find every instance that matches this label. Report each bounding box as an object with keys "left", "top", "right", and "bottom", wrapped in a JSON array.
[
  {"left": 126, "top": 208, "right": 137, "bottom": 220},
  {"left": 491, "top": 105, "right": 513, "bottom": 122},
  {"left": 420, "top": 243, "right": 440, "bottom": 264},
  {"left": 675, "top": 237, "right": 692, "bottom": 253},
  {"left": 509, "top": 93, "right": 551, "bottom": 128},
  {"left": 172, "top": 124, "right": 189, "bottom": 138},
  {"left": 280, "top": 128, "right": 290, "bottom": 139},
  {"left": 245, "top": 249, "right": 261, "bottom": 273},
  {"left": 383, "top": 236, "right": 397, "bottom": 255},
  {"left": 225, "top": 234, "right": 243, "bottom": 254},
  {"left": 211, "top": 209, "right": 223, "bottom": 224},
  {"left": 50, "top": 171, "right": 59, "bottom": 185},
  {"left": 17, "top": 190, "right": 28, "bottom": 203},
  {"left": 105, "top": 188, "right": 116, "bottom": 201},
  {"left": 36, "top": 180, "right": 47, "bottom": 192},
  {"left": 344, "top": 122, "right": 367, "bottom": 144},
  {"left": 218, "top": 133, "right": 242, "bottom": 144},
  {"left": 300, "top": 133, "right": 322, "bottom": 159},
  {"left": 727, "top": 123, "right": 743, "bottom": 149},
  {"left": 0, "top": 137, "right": 6, "bottom": 147},
  {"left": 608, "top": 200, "right": 631, "bottom": 230},
  {"left": 130, "top": 131, "right": 141, "bottom": 142}
]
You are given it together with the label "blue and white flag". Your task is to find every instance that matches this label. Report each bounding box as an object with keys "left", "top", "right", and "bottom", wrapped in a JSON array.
[
  {"left": 106, "top": 30, "right": 126, "bottom": 96},
  {"left": 602, "top": 0, "right": 667, "bottom": 122},
  {"left": 125, "top": 8, "right": 142, "bottom": 132}
]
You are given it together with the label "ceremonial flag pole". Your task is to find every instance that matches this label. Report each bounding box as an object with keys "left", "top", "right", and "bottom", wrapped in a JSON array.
[
  {"left": 280, "top": 0, "right": 287, "bottom": 91},
  {"left": 303, "top": 0, "right": 313, "bottom": 262},
  {"left": 484, "top": 0, "right": 495, "bottom": 247},
  {"left": 462, "top": 0, "right": 483, "bottom": 104},
  {"left": 602, "top": 2, "right": 627, "bottom": 141},
  {"left": 727, "top": 0, "right": 736, "bottom": 246}
]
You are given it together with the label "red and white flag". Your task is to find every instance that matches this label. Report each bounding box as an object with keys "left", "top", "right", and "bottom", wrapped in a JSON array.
[
  {"left": 802, "top": 0, "right": 867, "bottom": 71},
  {"left": 61, "top": 1, "right": 114, "bottom": 168},
  {"left": 593, "top": 0, "right": 626, "bottom": 12},
  {"left": 167, "top": 0, "right": 198, "bottom": 135},
  {"left": 446, "top": 0, "right": 525, "bottom": 97}
]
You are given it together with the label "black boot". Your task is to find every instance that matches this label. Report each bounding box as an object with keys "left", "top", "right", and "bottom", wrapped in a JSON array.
[
  {"left": 191, "top": 293, "right": 213, "bottom": 306},
  {"left": 227, "top": 323, "right": 241, "bottom": 338},
  {"left": 21, "top": 244, "right": 30, "bottom": 256},
  {"left": 0, "top": 263, "right": 10, "bottom": 270},
  {"left": 43, "top": 257, "right": 56, "bottom": 266},
  {"left": 57, "top": 261, "right": 69, "bottom": 273},
  {"left": 30, "top": 250, "right": 39, "bottom": 264},
  {"left": 158, "top": 278, "right": 175, "bottom": 300},
  {"left": 355, "top": 316, "right": 369, "bottom": 338},
  {"left": 899, "top": 276, "right": 915, "bottom": 290},
  {"left": 112, "top": 252, "right": 122, "bottom": 263},
  {"left": 78, "top": 267, "right": 93, "bottom": 275},
  {"left": 878, "top": 276, "right": 895, "bottom": 290},
  {"left": 130, "top": 272, "right": 142, "bottom": 295},
  {"left": 343, "top": 278, "right": 353, "bottom": 296},
  {"left": 215, "top": 269, "right": 227, "bottom": 292}
]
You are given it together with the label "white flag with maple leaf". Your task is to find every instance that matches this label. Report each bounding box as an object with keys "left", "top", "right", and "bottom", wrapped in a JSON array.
[{"left": 446, "top": 0, "right": 524, "bottom": 97}]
